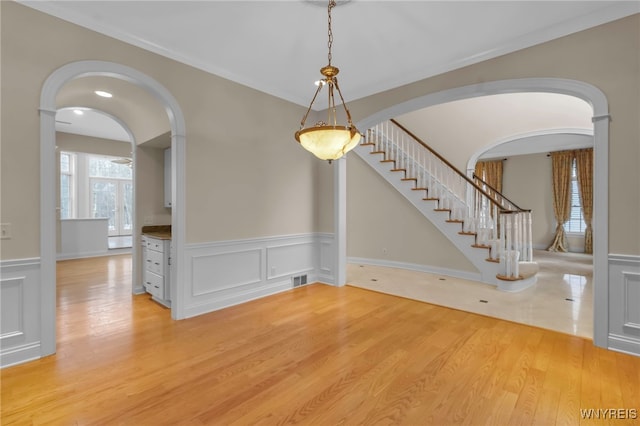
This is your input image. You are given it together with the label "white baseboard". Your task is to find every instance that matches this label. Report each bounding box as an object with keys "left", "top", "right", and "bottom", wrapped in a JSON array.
[
  {"left": 347, "top": 257, "right": 482, "bottom": 282},
  {"left": 57, "top": 250, "right": 110, "bottom": 260},
  {"left": 0, "top": 341, "right": 41, "bottom": 368},
  {"left": 608, "top": 334, "right": 640, "bottom": 357},
  {"left": 533, "top": 243, "right": 586, "bottom": 253},
  {"left": 184, "top": 279, "right": 295, "bottom": 319}
]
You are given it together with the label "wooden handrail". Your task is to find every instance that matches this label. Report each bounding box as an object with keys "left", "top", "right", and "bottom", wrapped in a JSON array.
[
  {"left": 472, "top": 173, "right": 527, "bottom": 212},
  {"left": 388, "top": 119, "right": 516, "bottom": 213}
]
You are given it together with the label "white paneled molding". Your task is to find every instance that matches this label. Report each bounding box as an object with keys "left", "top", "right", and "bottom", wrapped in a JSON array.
[
  {"left": 608, "top": 254, "right": 640, "bottom": 356},
  {"left": 182, "top": 233, "right": 334, "bottom": 318},
  {"left": 0, "top": 259, "right": 42, "bottom": 367}
]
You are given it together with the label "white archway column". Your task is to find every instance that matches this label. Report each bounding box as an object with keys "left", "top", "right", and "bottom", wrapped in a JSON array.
[
  {"left": 591, "top": 113, "right": 610, "bottom": 348},
  {"left": 39, "top": 107, "right": 58, "bottom": 356},
  {"left": 170, "top": 131, "right": 186, "bottom": 319},
  {"left": 334, "top": 157, "right": 347, "bottom": 286}
]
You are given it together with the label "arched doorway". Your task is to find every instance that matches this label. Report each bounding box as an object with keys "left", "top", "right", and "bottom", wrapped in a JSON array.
[
  {"left": 340, "top": 78, "right": 609, "bottom": 347},
  {"left": 39, "top": 61, "right": 187, "bottom": 357}
]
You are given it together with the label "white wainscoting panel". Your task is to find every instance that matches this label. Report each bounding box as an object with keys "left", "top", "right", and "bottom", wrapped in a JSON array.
[
  {"left": 319, "top": 235, "right": 334, "bottom": 283},
  {"left": 623, "top": 272, "right": 640, "bottom": 330},
  {"left": 266, "top": 242, "right": 314, "bottom": 280},
  {"left": 183, "top": 233, "right": 334, "bottom": 318},
  {"left": 192, "top": 249, "right": 262, "bottom": 296},
  {"left": 608, "top": 254, "right": 640, "bottom": 357},
  {"left": 0, "top": 258, "right": 42, "bottom": 368},
  {"left": 1, "top": 278, "right": 24, "bottom": 339}
]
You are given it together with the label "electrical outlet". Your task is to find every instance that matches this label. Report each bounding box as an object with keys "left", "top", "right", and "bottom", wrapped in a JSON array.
[{"left": 1, "top": 223, "right": 12, "bottom": 240}]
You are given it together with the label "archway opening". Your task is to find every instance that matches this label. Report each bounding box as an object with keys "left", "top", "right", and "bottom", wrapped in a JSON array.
[
  {"left": 40, "top": 61, "right": 186, "bottom": 357},
  {"left": 342, "top": 78, "right": 608, "bottom": 347}
]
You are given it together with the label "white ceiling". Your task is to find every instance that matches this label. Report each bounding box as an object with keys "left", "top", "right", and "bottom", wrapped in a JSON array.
[
  {"left": 21, "top": 0, "right": 640, "bottom": 110},
  {"left": 56, "top": 108, "right": 132, "bottom": 142}
]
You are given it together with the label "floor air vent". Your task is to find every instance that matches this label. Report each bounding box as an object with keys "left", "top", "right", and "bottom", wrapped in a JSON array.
[{"left": 292, "top": 274, "right": 308, "bottom": 287}]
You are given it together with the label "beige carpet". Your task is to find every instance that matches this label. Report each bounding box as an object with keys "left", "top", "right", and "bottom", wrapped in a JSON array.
[{"left": 347, "top": 250, "right": 593, "bottom": 338}]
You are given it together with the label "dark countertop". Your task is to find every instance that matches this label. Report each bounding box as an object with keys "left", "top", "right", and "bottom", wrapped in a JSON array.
[{"left": 142, "top": 225, "right": 171, "bottom": 240}]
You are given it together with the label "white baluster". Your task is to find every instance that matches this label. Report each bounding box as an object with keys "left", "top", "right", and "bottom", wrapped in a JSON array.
[{"left": 527, "top": 212, "right": 533, "bottom": 262}]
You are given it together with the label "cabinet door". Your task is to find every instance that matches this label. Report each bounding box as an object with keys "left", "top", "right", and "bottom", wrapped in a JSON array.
[
  {"left": 146, "top": 249, "right": 164, "bottom": 275},
  {"left": 145, "top": 271, "right": 165, "bottom": 299},
  {"left": 164, "top": 148, "right": 172, "bottom": 208},
  {"left": 146, "top": 238, "right": 163, "bottom": 252}
]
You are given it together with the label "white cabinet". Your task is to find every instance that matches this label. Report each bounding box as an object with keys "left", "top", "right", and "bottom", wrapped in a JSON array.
[
  {"left": 164, "top": 148, "right": 172, "bottom": 208},
  {"left": 143, "top": 236, "right": 171, "bottom": 306}
]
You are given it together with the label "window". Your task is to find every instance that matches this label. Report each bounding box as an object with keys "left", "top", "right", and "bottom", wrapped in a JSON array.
[
  {"left": 88, "top": 156, "right": 133, "bottom": 236},
  {"left": 89, "top": 156, "right": 132, "bottom": 179},
  {"left": 60, "top": 152, "right": 76, "bottom": 219},
  {"left": 566, "top": 158, "right": 586, "bottom": 233},
  {"left": 59, "top": 152, "right": 133, "bottom": 236}
]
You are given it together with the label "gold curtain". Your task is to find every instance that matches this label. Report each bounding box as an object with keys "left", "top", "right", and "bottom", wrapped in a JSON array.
[
  {"left": 474, "top": 161, "right": 484, "bottom": 179},
  {"left": 475, "top": 160, "right": 504, "bottom": 193},
  {"left": 575, "top": 148, "right": 594, "bottom": 254},
  {"left": 548, "top": 150, "right": 574, "bottom": 252}
]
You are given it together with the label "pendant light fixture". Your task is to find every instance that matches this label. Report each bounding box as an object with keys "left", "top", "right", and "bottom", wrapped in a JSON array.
[{"left": 295, "top": 0, "right": 361, "bottom": 162}]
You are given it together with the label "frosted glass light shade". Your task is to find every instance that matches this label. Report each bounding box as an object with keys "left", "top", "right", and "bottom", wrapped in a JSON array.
[{"left": 296, "top": 125, "right": 361, "bottom": 161}]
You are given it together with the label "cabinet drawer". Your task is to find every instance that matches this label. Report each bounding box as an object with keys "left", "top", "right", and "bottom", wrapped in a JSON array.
[
  {"left": 146, "top": 238, "right": 164, "bottom": 253},
  {"left": 144, "top": 271, "right": 165, "bottom": 300},
  {"left": 145, "top": 249, "right": 164, "bottom": 275}
]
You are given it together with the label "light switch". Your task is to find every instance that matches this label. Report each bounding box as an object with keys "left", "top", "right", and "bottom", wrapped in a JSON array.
[{"left": 1, "top": 223, "right": 12, "bottom": 239}]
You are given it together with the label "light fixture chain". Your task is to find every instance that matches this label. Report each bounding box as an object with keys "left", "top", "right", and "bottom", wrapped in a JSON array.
[
  {"left": 295, "top": 0, "right": 361, "bottom": 161},
  {"left": 327, "top": 0, "right": 336, "bottom": 66}
]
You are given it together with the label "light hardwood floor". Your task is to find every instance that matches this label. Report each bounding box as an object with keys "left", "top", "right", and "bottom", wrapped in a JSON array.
[{"left": 2, "top": 254, "right": 639, "bottom": 425}]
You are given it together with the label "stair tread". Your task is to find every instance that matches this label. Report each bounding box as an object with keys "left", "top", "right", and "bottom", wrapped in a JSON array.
[
  {"left": 446, "top": 219, "right": 464, "bottom": 223},
  {"left": 412, "top": 187, "right": 428, "bottom": 191},
  {"left": 472, "top": 244, "right": 491, "bottom": 249},
  {"left": 380, "top": 159, "right": 395, "bottom": 163},
  {"left": 401, "top": 178, "right": 417, "bottom": 181},
  {"left": 434, "top": 208, "right": 451, "bottom": 212},
  {"left": 496, "top": 274, "right": 524, "bottom": 281},
  {"left": 423, "top": 197, "right": 440, "bottom": 201},
  {"left": 486, "top": 258, "right": 500, "bottom": 263},
  {"left": 371, "top": 151, "right": 385, "bottom": 154},
  {"left": 391, "top": 168, "right": 406, "bottom": 172},
  {"left": 459, "top": 231, "right": 476, "bottom": 236},
  {"left": 360, "top": 143, "right": 375, "bottom": 146}
]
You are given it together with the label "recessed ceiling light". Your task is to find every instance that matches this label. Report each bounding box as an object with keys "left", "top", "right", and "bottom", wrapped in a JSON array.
[
  {"left": 95, "top": 90, "right": 113, "bottom": 98},
  {"left": 73, "top": 109, "right": 84, "bottom": 115}
]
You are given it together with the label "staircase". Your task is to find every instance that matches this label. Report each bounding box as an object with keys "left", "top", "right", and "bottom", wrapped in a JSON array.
[{"left": 355, "top": 119, "right": 538, "bottom": 292}]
